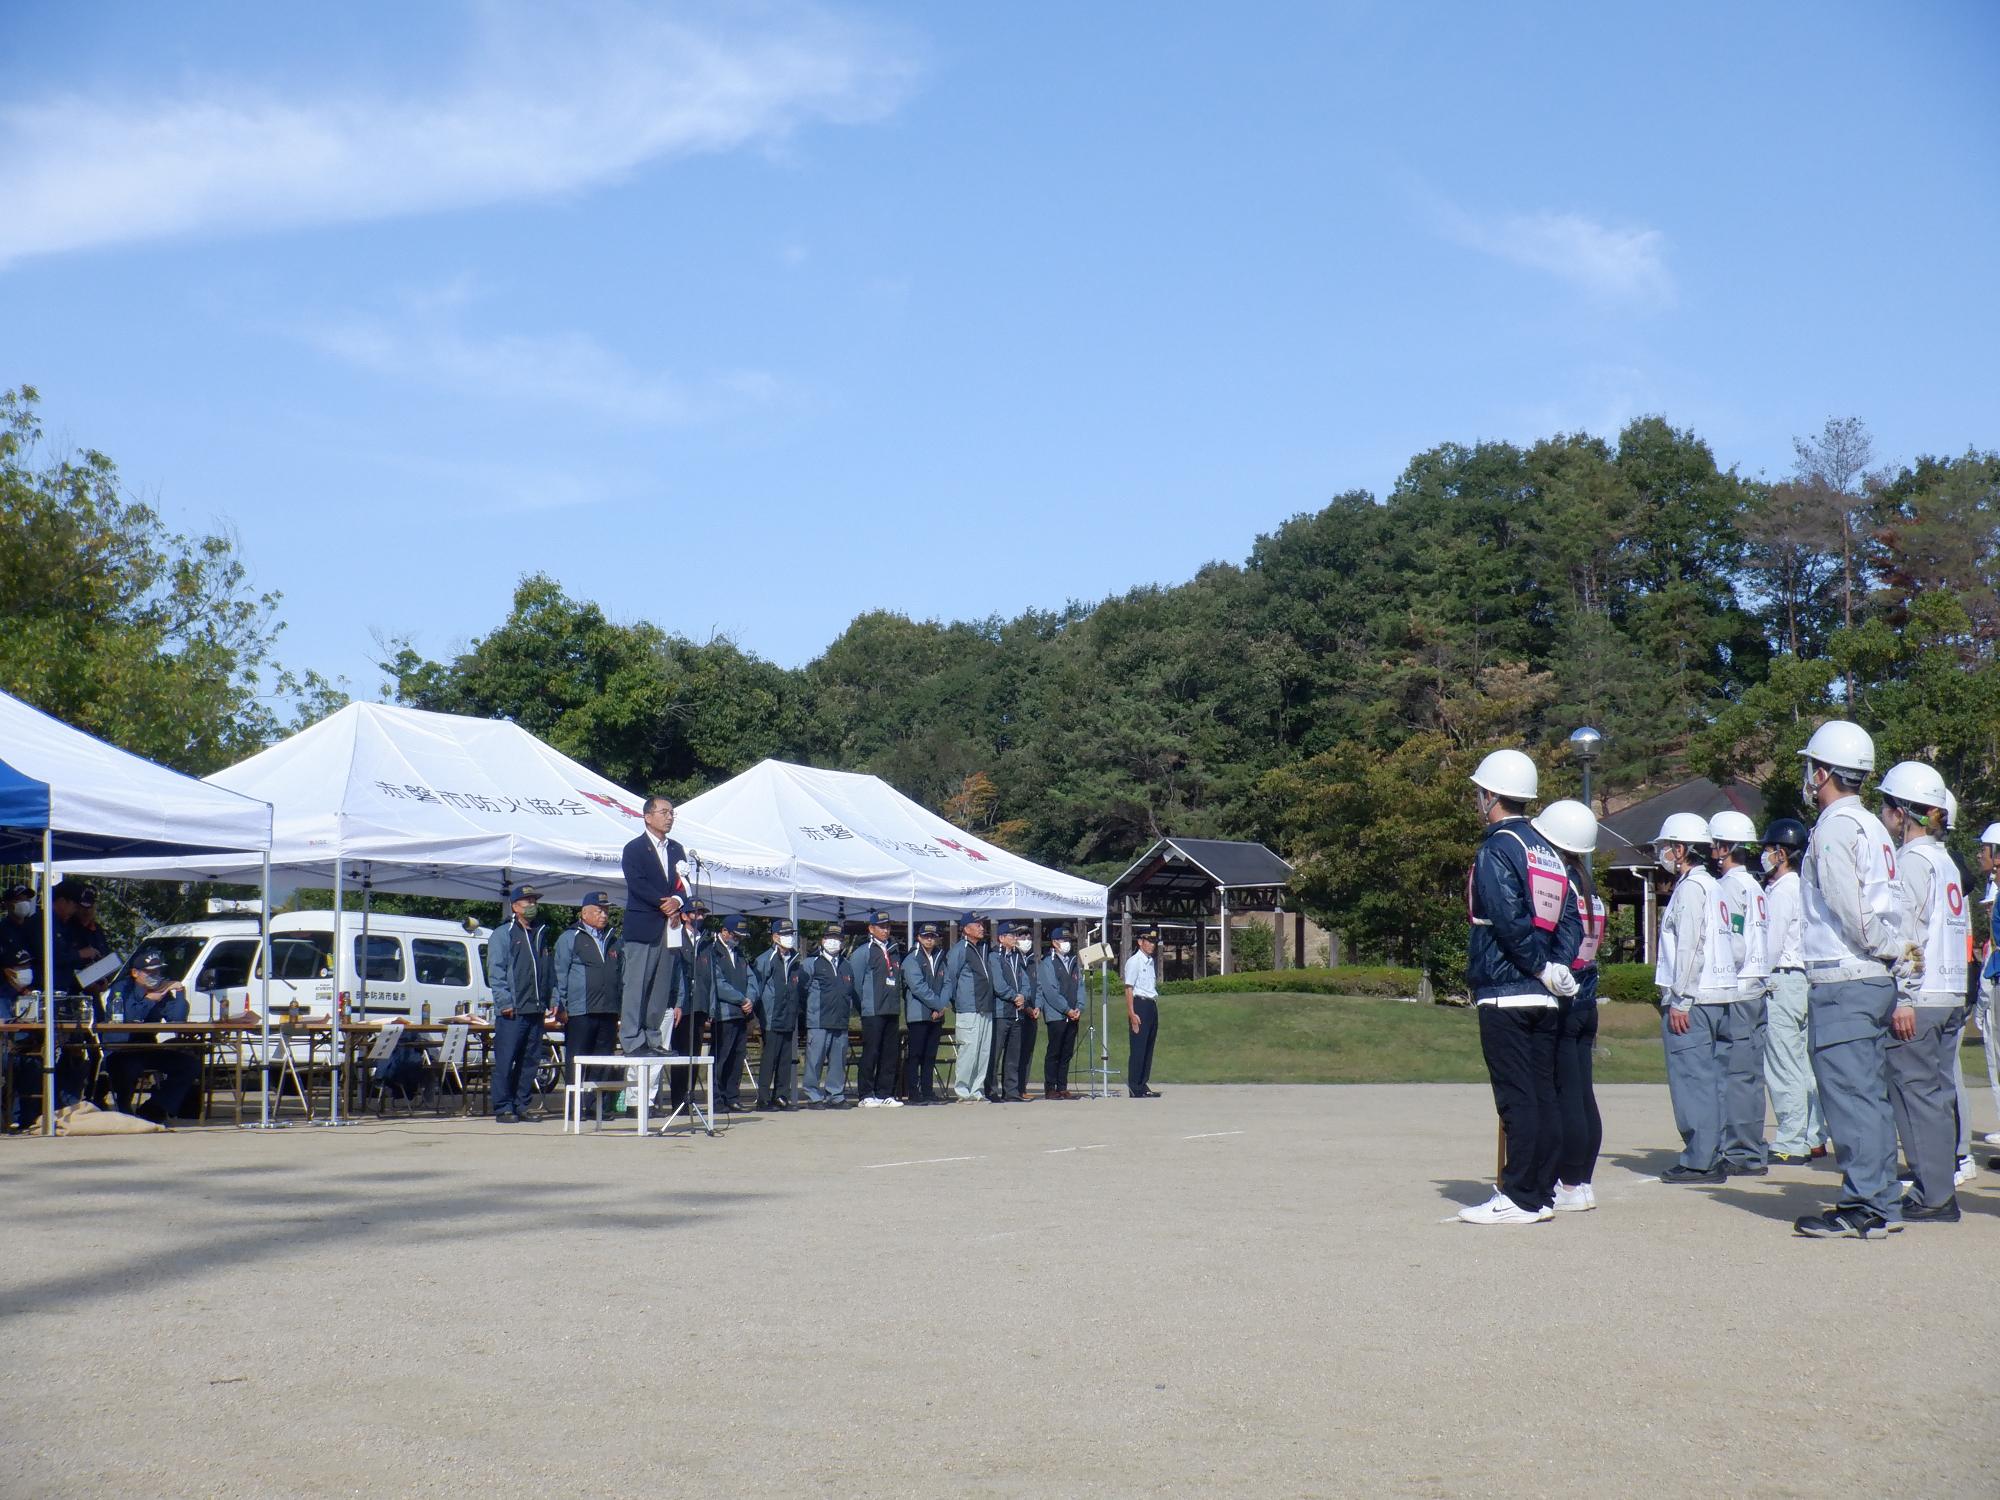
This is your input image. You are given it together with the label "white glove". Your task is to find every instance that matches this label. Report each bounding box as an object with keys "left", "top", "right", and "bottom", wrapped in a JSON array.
[
  {"left": 1891, "top": 944, "right": 1925, "bottom": 986},
  {"left": 1539, "top": 961, "right": 1579, "bottom": 999}
]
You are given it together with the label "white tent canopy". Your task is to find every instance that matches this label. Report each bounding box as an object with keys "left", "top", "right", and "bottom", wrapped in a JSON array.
[
  {"left": 0, "top": 690, "right": 273, "bottom": 862},
  {"left": 64, "top": 702, "right": 794, "bottom": 905},
  {"left": 679, "top": 759, "right": 1108, "bottom": 922}
]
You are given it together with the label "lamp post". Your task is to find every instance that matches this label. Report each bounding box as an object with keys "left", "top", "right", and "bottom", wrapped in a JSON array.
[{"left": 1568, "top": 726, "right": 1602, "bottom": 876}]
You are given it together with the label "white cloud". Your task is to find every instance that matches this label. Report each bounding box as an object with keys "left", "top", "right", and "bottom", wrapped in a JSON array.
[
  {"left": 1433, "top": 197, "right": 1673, "bottom": 305},
  {"left": 0, "top": 1, "right": 919, "bottom": 266},
  {"left": 301, "top": 309, "right": 779, "bottom": 427}
]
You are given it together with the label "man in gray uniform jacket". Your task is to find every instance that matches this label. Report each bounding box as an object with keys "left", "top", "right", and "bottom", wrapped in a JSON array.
[
  {"left": 1037, "top": 926, "right": 1084, "bottom": 1099},
  {"left": 801, "top": 927, "right": 858, "bottom": 1107},
  {"left": 945, "top": 915, "right": 995, "bottom": 1101},
  {"left": 552, "top": 891, "right": 622, "bottom": 1087},
  {"left": 852, "top": 911, "right": 903, "bottom": 1107},
  {"left": 987, "top": 922, "right": 1034, "bottom": 1101},
  {"left": 1793, "top": 721, "right": 1917, "bottom": 1240},
  {"left": 752, "top": 922, "right": 803, "bottom": 1110},
  {"left": 901, "top": 923, "right": 948, "bottom": 1103},
  {"left": 1652, "top": 813, "right": 1731, "bottom": 1185},
  {"left": 704, "top": 917, "right": 755, "bottom": 1113}
]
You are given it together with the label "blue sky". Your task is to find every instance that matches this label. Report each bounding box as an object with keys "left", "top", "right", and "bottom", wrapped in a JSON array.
[{"left": 4, "top": 1, "right": 1996, "bottom": 697}]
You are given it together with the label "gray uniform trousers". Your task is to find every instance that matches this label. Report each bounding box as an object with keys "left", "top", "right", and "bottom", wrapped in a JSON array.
[
  {"left": 1978, "top": 979, "right": 2000, "bottom": 1134},
  {"left": 618, "top": 940, "right": 674, "bottom": 1054},
  {"left": 1886, "top": 1004, "right": 1966, "bottom": 1208},
  {"left": 1807, "top": 974, "right": 1902, "bottom": 1220},
  {"left": 1720, "top": 993, "right": 1770, "bottom": 1168},
  {"left": 1662, "top": 1003, "right": 1727, "bottom": 1170},
  {"left": 1763, "top": 970, "right": 1826, "bottom": 1155},
  {"left": 803, "top": 1027, "right": 848, "bottom": 1103}
]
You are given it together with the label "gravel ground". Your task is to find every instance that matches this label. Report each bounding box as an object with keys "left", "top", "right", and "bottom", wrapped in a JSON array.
[{"left": 3, "top": 1084, "right": 1996, "bottom": 1498}]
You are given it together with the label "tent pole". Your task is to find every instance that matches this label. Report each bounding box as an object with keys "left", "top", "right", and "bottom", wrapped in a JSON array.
[
  {"left": 319, "top": 861, "right": 352, "bottom": 1126},
  {"left": 40, "top": 830, "right": 55, "bottom": 1136},
  {"left": 251, "top": 852, "right": 280, "bottom": 1129},
  {"left": 1098, "top": 895, "right": 1111, "bottom": 1100},
  {"left": 358, "top": 870, "right": 372, "bottom": 1024}
]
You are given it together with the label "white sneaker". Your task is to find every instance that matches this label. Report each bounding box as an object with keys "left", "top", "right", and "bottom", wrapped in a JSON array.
[
  {"left": 1457, "top": 1192, "right": 1543, "bottom": 1226},
  {"left": 1982, "top": 1132, "right": 2000, "bottom": 1147},
  {"left": 1956, "top": 1156, "right": 1977, "bottom": 1187},
  {"left": 860, "top": 1097, "right": 881, "bottom": 1109},
  {"left": 881, "top": 1097, "right": 905, "bottom": 1108},
  {"left": 1584, "top": 1183, "right": 1598, "bottom": 1209},
  {"left": 1552, "top": 1182, "right": 1595, "bottom": 1213}
]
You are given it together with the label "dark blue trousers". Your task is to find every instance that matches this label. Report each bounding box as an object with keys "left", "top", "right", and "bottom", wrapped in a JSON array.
[{"left": 491, "top": 1013, "right": 541, "bottom": 1116}]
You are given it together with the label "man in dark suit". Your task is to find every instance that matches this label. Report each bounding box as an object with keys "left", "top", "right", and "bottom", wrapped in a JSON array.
[{"left": 618, "top": 795, "right": 687, "bottom": 1057}]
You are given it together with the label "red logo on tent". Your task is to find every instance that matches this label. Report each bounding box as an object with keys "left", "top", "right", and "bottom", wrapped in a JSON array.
[
  {"left": 937, "top": 837, "right": 989, "bottom": 863},
  {"left": 579, "top": 790, "right": 642, "bottom": 819}
]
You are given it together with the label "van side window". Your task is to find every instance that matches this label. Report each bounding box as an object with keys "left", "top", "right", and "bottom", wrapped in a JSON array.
[
  {"left": 355, "top": 935, "right": 405, "bottom": 983},
  {"left": 198, "top": 939, "right": 259, "bottom": 990},
  {"left": 264, "top": 935, "right": 334, "bottom": 981},
  {"left": 412, "top": 939, "right": 471, "bottom": 988}
]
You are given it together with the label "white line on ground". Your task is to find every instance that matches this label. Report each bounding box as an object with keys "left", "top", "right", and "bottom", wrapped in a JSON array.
[
  {"left": 1184, "top": 1130, "right": 1245, "bottom": 1140},
  {"left": 1079, "top": 1144, "right": 1110, "bottom": 1151},
  {"left": 863, "top": 1155, "right": 980, "bottom": 1170}
]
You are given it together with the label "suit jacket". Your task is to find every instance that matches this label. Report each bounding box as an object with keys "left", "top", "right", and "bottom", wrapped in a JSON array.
[
  {"left": 852, "top": 938, "right": 900, "bottom": 1018},
  {"left": 620, "top": 832, "right": 686, "bottom": 947}
]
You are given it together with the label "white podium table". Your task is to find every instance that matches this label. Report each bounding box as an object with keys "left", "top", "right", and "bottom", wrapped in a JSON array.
[{"left": 566, "top": 1054, "right": 714, "bottom": 1137}]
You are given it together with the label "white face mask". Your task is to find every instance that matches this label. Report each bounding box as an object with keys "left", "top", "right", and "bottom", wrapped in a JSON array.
[
  {"left": 1016, "top": 936, "right": 1033, "bottom": 952},
  {"left": 5, "top": 969, "right": 31, "bottom": 990},
  {"left": 775, "top": 934, "right": 795, "bottom": 950},
  {"left": 821, "top": 937, "right": 843, "bottom": 955},
  {"left": 1054, "top": 941, "right": 1071, "bottom": 956},
  {"left": 1760, "top": 850, "right": 1779, "bottom": 874},
  {"left": 8, "top": 900, "right": 32, "bottom": 921}
]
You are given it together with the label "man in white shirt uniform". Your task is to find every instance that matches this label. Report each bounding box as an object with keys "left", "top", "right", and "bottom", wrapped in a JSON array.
[
  {"left": 1653, "top": 812, "right": 1733, "bottom": 1185},
  {"left": 1709, "top": 811, "right": 1773, "bottom": 1175},
  {"left": 1124, "top": 928, "right": 1162, "bottom": 1099},
  {"left": 1793, "top": 721, "right": 1916, "bottom": 1240},
  {"left": 1877, "top": 761, "right": 1970, "bottom": 1222},
  {"left": 1758, "top": 819, "right": 1826, "bottom": 1165}
]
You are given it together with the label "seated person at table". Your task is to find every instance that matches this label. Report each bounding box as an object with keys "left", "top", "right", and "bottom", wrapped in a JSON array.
[
  {"left": 2, "top": 946, "right": 40, "bottom": 1129},
  {"left": 100, "top": 949, "right": 202, "bottom": 1124},
  {"left": 370, "top": 1024, "right": 438, "bottom": 1108}
]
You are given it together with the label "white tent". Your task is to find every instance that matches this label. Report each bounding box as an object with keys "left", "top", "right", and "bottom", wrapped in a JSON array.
[
  {"left": 66, "top": 702, "right": 795, "bottom": 905},
  {"left": 0, "top": 690, "right": 275, "bottom": 1136},
  {"left": 678, "top": 759, "right": 1108, "bottom": 921}
]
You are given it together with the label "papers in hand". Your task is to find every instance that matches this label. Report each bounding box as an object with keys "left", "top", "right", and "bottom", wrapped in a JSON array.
[{"left": 76, "top": 953, "right": 124, "bottom": 989}]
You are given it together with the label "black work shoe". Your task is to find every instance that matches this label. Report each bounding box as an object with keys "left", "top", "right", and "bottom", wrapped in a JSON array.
[
  {"left": 1899, "top": 1195, "right": 1961, "bottom": 1223},
  {"left": 1793, "top": 1206, "right": 1893, "bottom": 1239},
  {"left": 1769, "top": 1152, "right": 1811, "bottom": 1166},
  {"left": 1660, "top": 1164, "right": 1725, "bottom": 1184},
  {"left": 495, "top": 1111, "right": 521, "bottom": 1124},
  {"left": 1724, "top": 1161, "right": 1770, "bottom": 1177}
]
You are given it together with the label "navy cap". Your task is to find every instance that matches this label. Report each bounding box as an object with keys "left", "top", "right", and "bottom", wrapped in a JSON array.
[
  {"left": 721, "top": 915, "right": 745, "bottom": 933},
  {"left": 868, "top": 910, "right": 893, "bottom": 926},
  {"left": 4, "top": 947, "right": 29, "bottom": 966},
  {"left": 1135, "top": 927, "right": 1160, "bottom": 941},
  {"left": 686, "top": 900, "right": 709, "bottom": 915},
  {"left": 3, "top": 883, "right": 32, "bottom": 902},
  {"left": 578, "top": 890, "right": 612, "bottom": 909},
  {"left": 1048, "top": 926, "right": 1069, "bottom": 940},
  {"left": 917, "top": 922, "right": 940, "bottom": 937},
  {"left": 512, "top": 885, "right": 543, "bottom": 904},
  {"left": 958, "top": 911, "right": 985, "bottom": 926},
  {"left": 995, "top": 920, "right": 1017, "bottom": 936},
  {"left": 769, "top": 918, "right": 795, "bottom": 935},
  {"left": 52, "top": 879, "right": 94, "bottom": 905}
]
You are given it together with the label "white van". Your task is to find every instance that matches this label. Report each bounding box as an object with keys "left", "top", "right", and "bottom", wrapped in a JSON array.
[{"left": 137, "top": 912, "right": 495, "bottom": 1024}]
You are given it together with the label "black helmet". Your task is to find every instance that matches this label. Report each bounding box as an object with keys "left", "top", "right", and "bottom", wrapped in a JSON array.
[{"left": 1762, "top": 818, "right": 1809, "bottom": 852}]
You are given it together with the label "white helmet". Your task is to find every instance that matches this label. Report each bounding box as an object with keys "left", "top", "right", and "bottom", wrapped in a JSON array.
[
  {"left": 1798, "top": 720, "right": 1874, "bottom": 776},
  {"left": 1982, "top": 823, "right": 2000, "bottom": 849},
  {"left": 1877, "top": 760, "right": 1949, "bottom": 812},
  {"left": 1654, "top": 812, "right": 1711, "bottom": 846},
  {"left": 1943, "top": 789, "right": 1958, "bottom": 830},
  {"left": 1469, "top": 748, "right": 1538, "bottom": 801},
  {"left": 1707, "top": 810, "right": 1759, "bottom": 845},
  {"left": 1532, "top": 799, "right": 1598, "bottom": 855}
]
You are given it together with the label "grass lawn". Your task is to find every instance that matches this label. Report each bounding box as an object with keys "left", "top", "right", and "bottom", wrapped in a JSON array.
[{"left": 1142, "top": 993, "right": 1669, "bottom": 1085}]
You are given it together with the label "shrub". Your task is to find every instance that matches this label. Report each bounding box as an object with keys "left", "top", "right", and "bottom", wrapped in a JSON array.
[
  {"left": 1595, "top": 963, "right": 1660, "bottom": 1005},
  {"left": 1160, "top": 965, "right": 1425, "bottom": 998}
]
